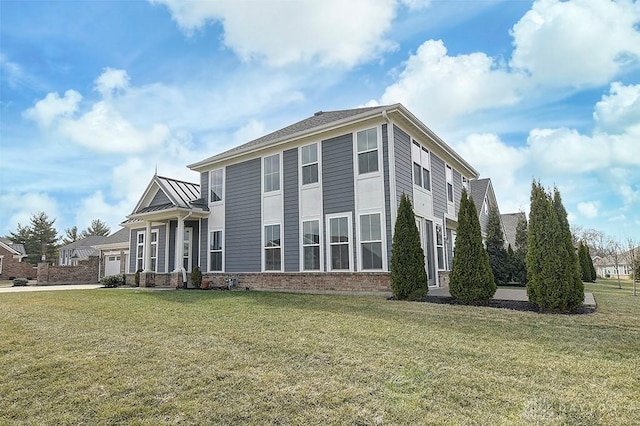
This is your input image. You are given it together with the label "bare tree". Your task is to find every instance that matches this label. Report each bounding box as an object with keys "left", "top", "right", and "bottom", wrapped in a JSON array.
[
  {"left": 608, "top": 240, "right": 624, "bottom": 289},
  {"left": 623, "top": 238, "right": 639, "bottom": 297}
]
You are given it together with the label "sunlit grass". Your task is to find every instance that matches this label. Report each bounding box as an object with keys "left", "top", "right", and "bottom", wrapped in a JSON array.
[{"left": 1, "top": 284, "right": 638, "bottom": 425}]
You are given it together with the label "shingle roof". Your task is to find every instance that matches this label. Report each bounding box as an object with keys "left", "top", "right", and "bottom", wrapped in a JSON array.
[
  {"left": 189, "top": 105, "right": 392, "bottom": 168},
  {"left": 97, "top": 227, "right": 130, "bottom": 245},
  {"left": 469, "top": 178, "right": 490, "bottom": 216},
  {"left": 71, "top": 247, "right": 99, "bottom": 259},
  {"left": 0, "top": 238, "right": 26, "bottom": 255},
  {"left": 59, "top": 235, "right": 110, "bottom": 251},
  {"left": 501, "top": 212, "right": 526, "bottom": 248}
]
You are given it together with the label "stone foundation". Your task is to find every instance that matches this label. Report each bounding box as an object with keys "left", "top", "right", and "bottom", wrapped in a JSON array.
[{"left": 37, "top": 256, "right": 100, "bottom": 285}]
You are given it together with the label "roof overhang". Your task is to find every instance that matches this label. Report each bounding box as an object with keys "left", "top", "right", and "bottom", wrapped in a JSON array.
[{"left": 123, "top": 207, "right": 209, "bottom": 227}]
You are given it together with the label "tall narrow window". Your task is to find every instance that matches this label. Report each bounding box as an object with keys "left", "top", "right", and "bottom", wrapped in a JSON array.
[
  {"left": 209, "top": 230, "right": 222, "bottom": 271},
  {"left": 329, "top": 216, "right": 350, "bottom": 270},
  {"left": 436, "top": 224, "right": 445, "bottom": 270},
  {"left": 301, "top": 143, "right": 318, "bottom": 185},
  {"left": 182, "top": 228, "right": 191, "bottom": 271},
  {"left": 302, "top": 220, "right": 320, "bottom": 270},
  {"left": 360, "top": 213, "right": 383, "bottom": 270},
  {"left": 264, "top": 225, "right": 281, "bottom": 271},
  {"left": 210, "top": 169, "right": 223, "bottom": 203},
  {"left": 264, "top": 154, "right": 280, "bottom": 192},
  {"left": 150, "top": 231, "right": 158, "bottom": 272},
  {"left": 136, "top": 232, "right": 144, "bottom": 271},
  {"left": 356, "top": 128, "right": 378, "bottom": 174},
  {"left": 413, "top": 162, "right": 422, "bottom": 187},
  {"left": 446, "top": 165, "right": 454, "bottom": 203},
  {"left": 421, "top": 147, "right": 431, "bottom": 191},
  {"left": 412, "top": 141, "right": 431, "bottom": 191}
]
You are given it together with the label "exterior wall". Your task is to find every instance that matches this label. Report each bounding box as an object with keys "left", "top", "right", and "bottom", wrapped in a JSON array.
[
  {"left": 382, "top": 123, "right": 392, "bottom": 269},
  {"left": 168, "top": 220, "right": 177, "bottom": 271},
  {"left": 201, "top": 272, "right": 391, "bottom": 293},
  {"left": 226, "top": 158, "right": 262, "bottom": 272},
  {"left": 453, "top": 169, "right": 462, "bottom": 217},
  {"left": 322, "top": 133, "right": 356, "bottom": 269},
  {"left": 128, "top": 225, "right": 167, "bottom": 273},
  {"left": 283, "top": 147, "right": 299, "bottom": 272},
  {"left": 200, "top": 218, "right": 208, "bottom": 271},
  {"left": 201, "top": 172, "right": 209, "bottom": 204},
  {"left": 393, "top": 124, "right": 413, "bottom": 205},
  {"left": 37, "top": 257, "right": 99, "bottom": 285},
  {"left": 431, "top": 155, "right": 446, "bottom": 219},
  {"left": 0, "top": 247, "right": 36, "bottom": 279},
  {"left": 478, "top": 201, "right": 490, "bottom": 236},
  {"left": 446, "top": 228, "right": 453, "bottom": 270},
  {"left": 149, "top": 190, "right": 171, "bottom": 206}
]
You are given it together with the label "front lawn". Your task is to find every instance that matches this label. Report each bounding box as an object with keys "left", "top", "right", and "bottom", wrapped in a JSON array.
[{"left": 1, "top": 281, "right": 638, "bottom": 424}]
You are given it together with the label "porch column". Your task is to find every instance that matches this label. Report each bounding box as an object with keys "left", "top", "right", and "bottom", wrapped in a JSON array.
[
  {"left": 143, "top": 220, "right": 152, "bottom": 272},
  {"left": 174, "top": 215, "right": 185, "bottom": 272}
]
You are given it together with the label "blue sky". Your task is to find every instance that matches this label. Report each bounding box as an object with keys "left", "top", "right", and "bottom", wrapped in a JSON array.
[{"left": 1, "top": 0, "right": 639, "bottom": 242}]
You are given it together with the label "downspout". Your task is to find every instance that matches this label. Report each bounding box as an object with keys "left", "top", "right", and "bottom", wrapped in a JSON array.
[{"left": 180, "top": 211, "right": 194, "bottom": 285}]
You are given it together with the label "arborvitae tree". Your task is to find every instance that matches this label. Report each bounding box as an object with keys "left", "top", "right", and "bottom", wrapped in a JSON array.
[
  {"left": 8, "top": 212, "right": 59, "bottom": 264},
  {"left": 506, "top": 243, "right": 515, "bottom": 283},
  {"left": 553, "top": 187, "right": 584, "bottom": 309},
  {"left": 513, "top": 213, "right": 528, "bottom": 285},
  {"left": 80, "top": 219, "right": 111, "bottom": 238},
  {"left": 578, "top": 241, "right": 590, "bottom": 282},
  {"left": 390, "top": 194, "right": 428, "bottom": 300},
  {"left": 450, "top": 189, "right": 496, "bottom": 302},
  {"left": 485, "top": 206, "right": 509, "bottom": 286},
  {"left": 586, "top": 245, "right": 597, "bottom": 282}
]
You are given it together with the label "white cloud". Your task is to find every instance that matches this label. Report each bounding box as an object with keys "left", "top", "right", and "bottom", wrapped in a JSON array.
[
  {"left": 510, "top": 0, "right": 640, "bottom": 87},
  {"left": 150, "top": 0, "right": 398, "bottom": 67},
  {"left": 23, "top": 90, "right": 82, "bottom": 127},
  {"left": 0, "top": 192, "right": 60, "bottom": 236},
  {"left": 577, "top": 201, "right": 599, "bottom": 219},
  {"left": 378, "top": 40, "right": 523, "bottom": 128},
  {"left": 594, "top": 82, "right": 640, "bottom": 134},
  {"left": 232, "top": 119, "right": 267, "bottom": 145},
  {"left": 94, "top": 68, "right": 130, "bottom": 97}
]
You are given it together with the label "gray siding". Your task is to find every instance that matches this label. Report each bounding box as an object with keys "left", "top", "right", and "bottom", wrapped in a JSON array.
[
  {"left": 446, "top": 228, "right": 453, "bottom": 270},
  {"left": 479, "top": 205, "right": 490, "bottom": 236},
  {"left": 453, "top": 169, "right": 462, "bottom": 218},
  {"left": 200, "top": 218, "right": 208, "bottom": 271},
  {"left": 149, "top": 190, "right": 171, "bottom": 207},
  {"left": 167, "top": 220, "right": 199, "bottom": 272},
  {"left": 431, "top": 154, "right": 446, "bottom": 218},
  {"left": 156, "top": 225, "right": 167, "bottom": 273},
  {"left": 226, "top": 158, "right": 262, "bottom": 272},
  {"left": 393, "top": 125, "right": 413, "bottom": 206},
  {"left": 200, "top": 172, "right": 209, "bottom": 204},
  {"left": 129, "top": 228, "right": 139, "bottom": 273},
  {"left": 382, "top": 124, "right": 392, "bottom": 269},
  {"left": 283, "top": 148, "right": 299, "bottom": 272},
  {"left": 168, "top": 220, "right": 176, "bottom": 272},
  {"left": 128, "top": 225, "right": 165, "bottom": 272},
  {"left": 322, "top": 133, "right": 356, "bottom": 269}
]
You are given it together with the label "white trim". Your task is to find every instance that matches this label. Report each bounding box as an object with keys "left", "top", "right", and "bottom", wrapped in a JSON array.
[
  {"left": 325, "top": 212, "right": 353, "bottom": 272},
  {"left": 354, "top": 126, "right": 382, "bottom": 177},
  {"left": 208, "top": 229, "right": 224, "bottom": 272},
  {"left": 208, "top": 168, "right": 224, "bottom": 205},
  {"left": 299, "top": 142, "right": 320, "bottom": 188},
  {"left": 300, "top": 218, "right": 323, "bottom": 272},
  {"left": 262, "top": 153, "right": 282, "bottom": 195},
  {"left": 357, "top": 212, "right": 385, "bottom": 272},
  {"left": 263, "top": 223, "right": 283, "bottom": 272},
  {"left": 386, "top": 120, "right": 398, "bottom": 230},
  {"left": 183, "top": 227, "right": 193, "bottom": 272}
]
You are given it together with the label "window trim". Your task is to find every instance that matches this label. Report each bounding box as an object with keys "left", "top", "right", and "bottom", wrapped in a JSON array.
[
  {"left": 326, "top": 213, "right": 353, "bottom": 272},
  {"left": 446, "top": 164, "right": 454, "bottom": 204},
  {"left": 209, "top": 168, "right": 224, "bottom": 204},
  {"left": 301, "top": 219, "right": 321, "bottom": 271},
  {"left": 209, "top": 229, "right": 223, "bottom": 272},
  {"left": 263, "top": 223, "right": 282, "bottom": 272},
  {"left": 435, "top": 223, "right": 445, "bottom": 271},
  {"left": 263, "top": 153, "right": 281, "bottom": 194},
  {"left": 300, "top": 143, "right": 319, "bottom": 187},
  {"left": 359, "top": 213, "right": 384, "bottom": 271},
  {"left": 135, "top": 229, "right": 158, "bottom": 273},
  {"left": 355, "top": 127, "right": 380, "bottom": 176},
  {"left": 412, "top": 140, "right": 431, "bottom": 192}
]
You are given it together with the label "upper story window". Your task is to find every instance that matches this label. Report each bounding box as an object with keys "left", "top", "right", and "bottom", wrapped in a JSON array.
[
  {"left": 412, "top": 141, "right": 431, "bottom": 191},
  {"left": 356, "top": 128, "right": 379, "bottom": 174},
  {"left": 301, "top": 143, "right": 318, "bottom": 185},
  {"left": 446, "top": 165, "right": 454, "bottom": 203},
  {"left": 209, "top": 169, "right": 223, "bottom": 203},
  {"left": 264, "top": 154, "right": 280, "bottom": 192}
]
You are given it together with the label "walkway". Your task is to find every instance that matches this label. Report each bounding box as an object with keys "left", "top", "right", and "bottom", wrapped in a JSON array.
[{"left": 0, "top": 284, "right": 102, "bottom": 293}]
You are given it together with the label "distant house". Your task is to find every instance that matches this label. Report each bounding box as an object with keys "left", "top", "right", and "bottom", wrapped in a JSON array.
[
  {"left": 0, "top": 238, "right": 35, "bottom": 279},
  {"left": 58, "top": 235, "right": 110, "bottom": 266},
  {"left": 501, "top": 212, "right": 526, "bottom": 250},
  {"left": 594, "top": 247, "right": 639, "bottom": 279},
  {"left": 468, "top": 178, "right": 505, "bottom": 242},
  {"left": 118, "top": 103, "right": 515, "bottom": 291},
  {"left": 92, "top": 228, "right": 130, "bottom": 278}
]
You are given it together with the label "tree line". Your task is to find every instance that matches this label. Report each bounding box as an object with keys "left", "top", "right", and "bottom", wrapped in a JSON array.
[{"left": 5, "top": 212, "right": 111, "bottom": 265}]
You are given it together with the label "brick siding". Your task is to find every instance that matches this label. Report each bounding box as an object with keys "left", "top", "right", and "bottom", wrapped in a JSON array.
[
  {"left": 37, "top": 256, "right": 100, "bottom": 285},
  {"left": 0, "top": 246, "right": 37, "bottom": 279}
]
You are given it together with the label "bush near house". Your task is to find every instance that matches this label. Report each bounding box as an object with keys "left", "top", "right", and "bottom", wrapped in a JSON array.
[
  {"left": 486, "top": 206, "right": 509, "bottom": 286},
  {"left": 450, "top": 189, "right": 496, "bottom": 303},
  {"left": 101, "top": 275, "right": 124, "bottom": 288},
  {"left": 390, "top": 194, "right": 428, "bottom": 300}
]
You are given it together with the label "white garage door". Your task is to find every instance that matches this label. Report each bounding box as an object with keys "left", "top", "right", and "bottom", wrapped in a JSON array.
[{"left": 105, "top": 255, "right": 121, "bottom": 276}]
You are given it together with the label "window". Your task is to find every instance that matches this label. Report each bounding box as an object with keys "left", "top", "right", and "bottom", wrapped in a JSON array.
[
  {"left": 302, "top": 220, "right": 320, "bottom": 270},
  {"left": 356, "top": 128, "right": 378, "bottom": 174},
  {"left": 436, "top": 224, "right": 445, "bottom": 270},
  {"left": 150, "top": 231, "right": 158, "bottom": 272},
  {"left": 360, "top": 214, "right": 383, "bottom": 270},
  {"left": 264, "top": 225, "right": 281, "bottom": 271},
  {"left": 301, "top": 143, "right": 318, "bottom": 185},
  {"left": 182, "top": 228, "right": 191, "bottom": 271},
  {"left": 412, "top": 141, "right": 431, "bottom": 191},
  {"left": 329, "top": 216, "right": 350, "bottom": 270},
  {"left": 264, "top": 154, "right": 280, "bottom": 192},
  {"left": 209, "top": 169, "right": 223, "bottom": 203},
  {"left": 136, "top": 232, "right": 144, "bottom": 271},
  {"left": 209, "top": 230, "right": 223, "bottom": 271},
  {"left": 446, "top": 165, "right": 454, "bottom": 203},
  {"left": 135, "top": 230, "right": 158, "bottom": 272}
]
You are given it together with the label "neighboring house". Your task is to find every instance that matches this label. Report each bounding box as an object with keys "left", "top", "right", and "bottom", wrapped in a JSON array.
[
  {"left": 123, "top": 104, "right": 486, "bottom": 289},
  {"left": 501, "top": 212, "right": 526, "bottom": 250},
  {"left": 468, "top": 178, "right": 505, "bottom": 242},
  {"left": 0, "top": 238, "right": 35, "bottom": 279},
  {"left": 594, "top": 247, "right": 639, "bottom": 279},
  {"left": 58, "top": 235, "right": 110, "bottom": 266},
  {"left": 93, "top": 227, "right": 130, "bottom": 278}
]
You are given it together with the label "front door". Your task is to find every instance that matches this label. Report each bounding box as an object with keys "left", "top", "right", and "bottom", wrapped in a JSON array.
[
  {"left": 416, "top": 218, "right": 436, "bottom": 287},
  {"left": 183, "top": 227, "right": 192, "bottom": 272}
]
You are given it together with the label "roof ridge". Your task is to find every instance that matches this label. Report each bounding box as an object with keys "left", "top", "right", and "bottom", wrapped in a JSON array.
[{"left": 155, "top": 175, "right": 199, "bottom": 186}]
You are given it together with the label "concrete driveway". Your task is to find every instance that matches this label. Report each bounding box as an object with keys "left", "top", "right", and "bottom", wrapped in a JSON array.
[{"left": 0, "top": 284, "right": 102, "bottom": 293}]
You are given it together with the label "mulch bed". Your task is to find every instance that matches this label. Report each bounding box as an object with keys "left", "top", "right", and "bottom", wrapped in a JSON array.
[{"left": 419, "top": 296, "right": 596, "bottom": 315}]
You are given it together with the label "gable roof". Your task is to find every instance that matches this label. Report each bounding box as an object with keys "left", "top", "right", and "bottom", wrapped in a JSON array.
[
  {"left": 59, "top": 235, "right": 111, "bottom": 251},
  {"left": 501, "top": 212, "right": 526, "bottom": 248},
  {"left": 0, "top": 238, "right": 26, "bottom": 256},
  {"left": 187, "top": 103, "right": 479, "bottom": 177},
  {"left": 92, "top": 227, "right": 130, "bottom": 250},
  {"left": 469, "top": 178, "right": 491, "bottom": 216},
  {"left": 131, "top": 175, "right": 204, "bottom": 215}
]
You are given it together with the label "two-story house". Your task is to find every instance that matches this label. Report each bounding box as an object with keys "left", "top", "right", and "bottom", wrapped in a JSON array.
[{"left": 122, "top": 104, "right": 481, "bottom": 291}]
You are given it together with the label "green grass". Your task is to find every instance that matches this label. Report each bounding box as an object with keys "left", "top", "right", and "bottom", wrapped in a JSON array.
[{"left": 1, "top": 281, "right": 639, "bottom": 425}]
